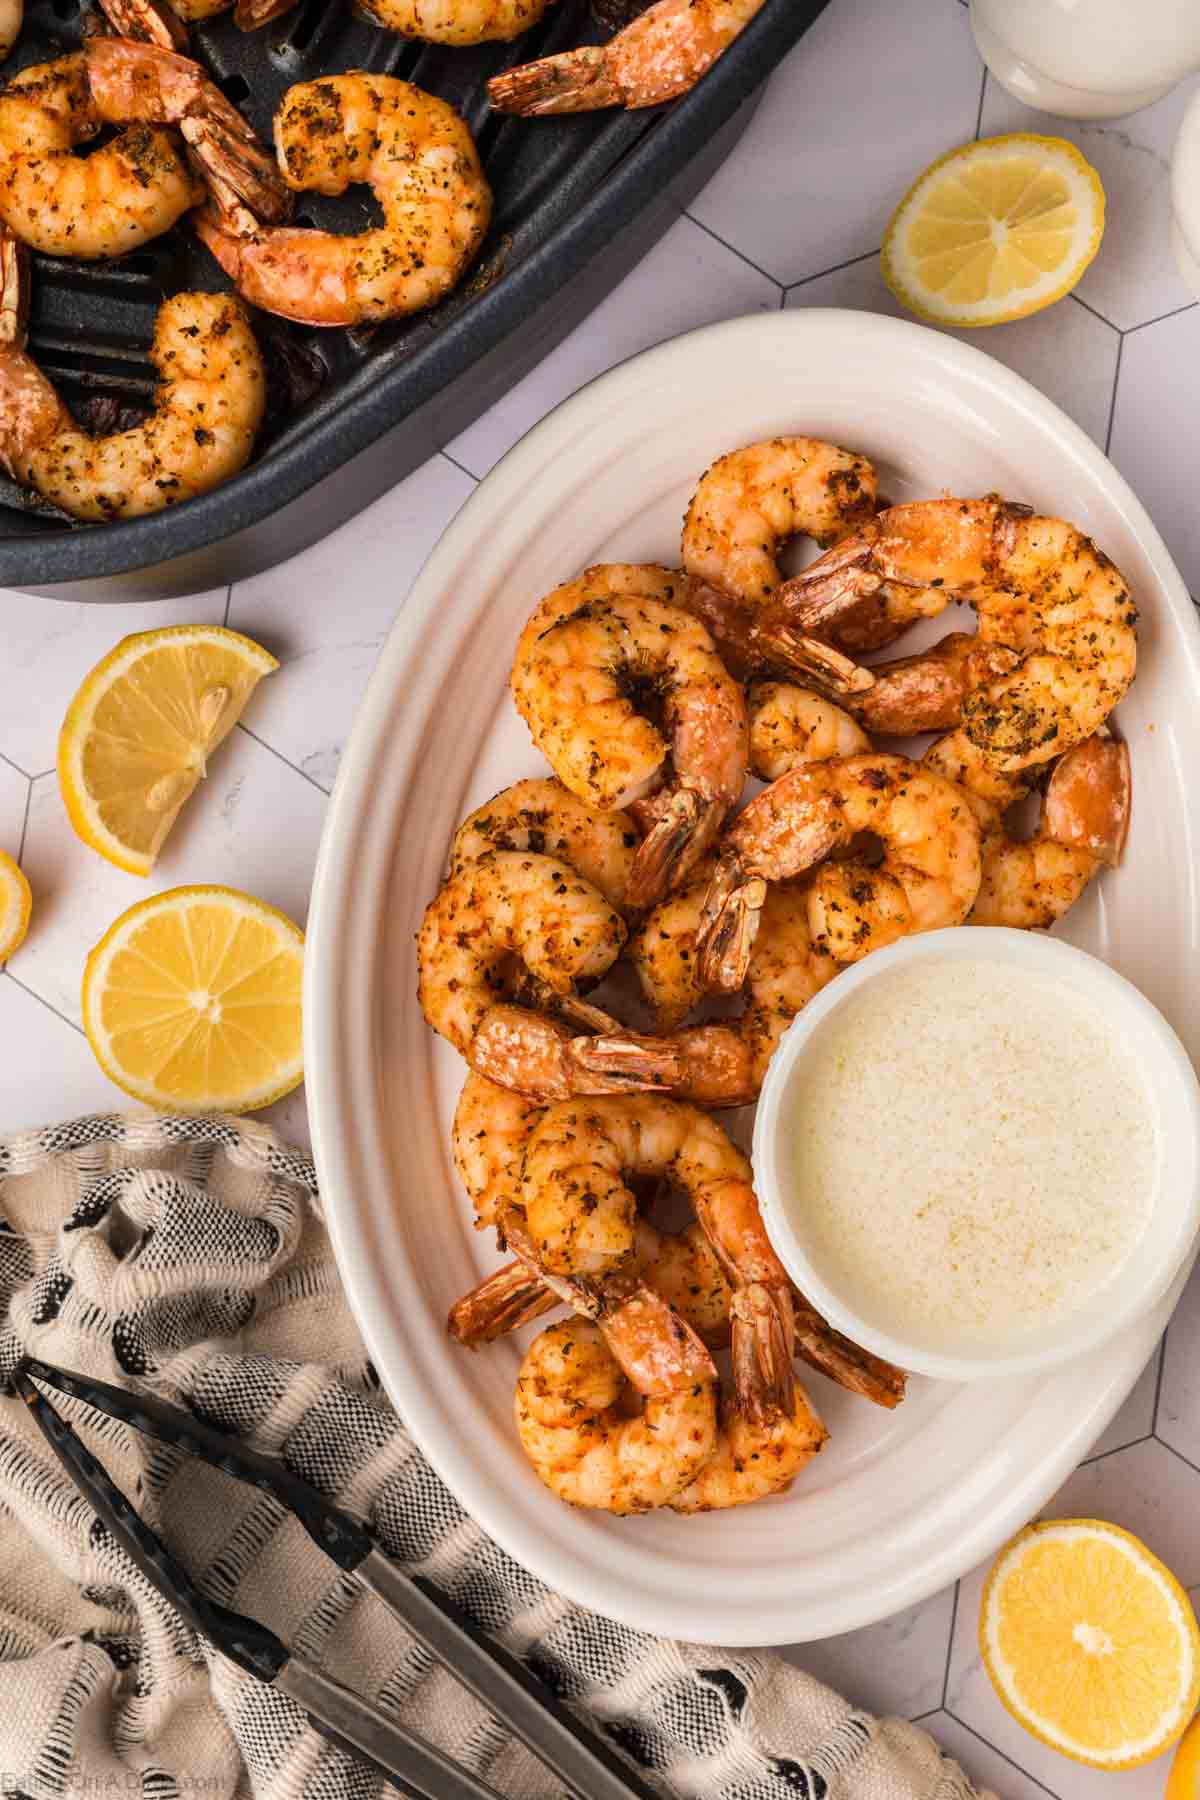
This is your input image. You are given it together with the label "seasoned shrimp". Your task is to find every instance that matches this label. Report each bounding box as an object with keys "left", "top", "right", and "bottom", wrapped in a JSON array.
[
  {"left": 669, "top": 1388, "right": 827, "bottom": 1513},
  {"left": 448, "top": 1217, "right": 733, "bottom": 1348},
  {"left": 449, "top": 778, "right": 639, "bottom": 916},
  {"left": 511, "top": 591, "right": 748, "bottom": 907},
  {"left": 847, "top": 632, "right": 1021, "bottom": 737},
  {"left": 489, "top": 0, "right": 766, "bottom": 113},
  {"left": 417, "top": 851, "right": 631, "bottom": 1095},
  {"left": 519, "top": 1096, "right": 794, "bottom": 1422},
  {"left": 451, "top": 1072, "right": 543, "bottom": 1233},
  {"left": 681, "top": 437, "right": 877, "bottom": 604},
  {"left": 0, "top": 53, "right": 202, "bottom": 257},
  {"left": 450, "top": 1223, "right": 906, "bottom": 1407},
  {"left": 698, "top": 752, "right": 981, "bottom": 989},
  {"left": 925, "top": 728, "right": 1130, "bottom": 930},
  {"left": 0, "top": 280, "right": 265, "bottom": 521},
  {"left": 83, "top": 37, "right": 290, "bottom": 221},
  {"left": 748, "top": 682, "right": 870, "bottom": 783},
  {"left": 770, "top": 498, "right": 1138, "bottom": 772},
  {"left": 576, "top": 879, "right": 837, "bottom": 1107},
  {"left": 0, "top": 0, "right": 21, "bottom": 62},
  {"left": 514, "top": 1293, "right": 718, "bottom": 1515},
  {"left": 359, "top": 0, "right": 554, "bottom": 43},
  {"left": 194, "top": 75, "right": 491, "bottom": 328}
]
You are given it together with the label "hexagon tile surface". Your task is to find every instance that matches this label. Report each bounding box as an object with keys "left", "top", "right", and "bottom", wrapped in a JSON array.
[{"left": 1, "top": 2, "right": 1199, "bottom": 1796}]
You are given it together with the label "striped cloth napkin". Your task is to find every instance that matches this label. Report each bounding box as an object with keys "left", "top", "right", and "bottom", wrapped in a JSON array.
[{"left": 0, "top": 1111, "right": 994, "bottom": 1800}]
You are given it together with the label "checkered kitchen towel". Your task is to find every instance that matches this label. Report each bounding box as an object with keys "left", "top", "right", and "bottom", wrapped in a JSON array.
[{"left": 0, "top": 1112, "right": 994, "bottom": 1800}]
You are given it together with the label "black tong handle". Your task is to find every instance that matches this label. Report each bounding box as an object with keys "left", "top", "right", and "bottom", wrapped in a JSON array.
[{"left": 19, "top": 1360, "right": 657, "bottom": 1800}]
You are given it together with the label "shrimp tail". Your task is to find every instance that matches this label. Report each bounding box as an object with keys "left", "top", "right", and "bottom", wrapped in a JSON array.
[
  {"left": 755, "top": 626, "right": 877, "bottom": 698},
  {"left": 567, "top": 1032, "right": 685, "bottom": 1092},
  {"left": 602, "top": 1282, "right": 718, "bottom": 1392},
  {"left": 488, "top": 47, "right": 620, "bottom": 115},
  {"left": 791, "top": 1294, "right": 907, "bottom": 1409},
  {"left": 97, "top": 0, "right": 190, "bottom": 52},
  {"left": 626, "top": 787, "right": 721, "bottom": 909},
  {"left": 683, "top": 578, "right": 872, "bottom": 693},
  {"left": 730, "top": 1283, "right": 795, "bottom": 1426},
  {"left": 696, "top": 860, "right": 765, "bottom": 993},
  {"left": 180, "top": 112, "right": 293, "bottom": 224},
  {"left": 447, "top": 1259, "right": 559, "bottom": 1346}
]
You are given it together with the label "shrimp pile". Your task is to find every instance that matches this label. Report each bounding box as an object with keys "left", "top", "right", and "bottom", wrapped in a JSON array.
[{"left": 419, "top": 431, "right": 1136, "bottom": 1519}]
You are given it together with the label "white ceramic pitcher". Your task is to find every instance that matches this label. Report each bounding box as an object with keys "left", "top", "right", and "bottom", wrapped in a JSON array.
[{"left": 969, "top": 0, "right": 1200, "bottom": 121}]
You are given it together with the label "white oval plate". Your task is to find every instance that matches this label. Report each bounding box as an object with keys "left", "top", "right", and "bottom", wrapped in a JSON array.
[{"left": 306, "top": 309, "right": 1200, "bottom": 1646}]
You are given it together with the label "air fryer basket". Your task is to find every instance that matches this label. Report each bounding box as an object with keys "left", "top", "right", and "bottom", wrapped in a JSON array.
[{"left": 0, "top": 0, "right": 828, "bottom": 597}]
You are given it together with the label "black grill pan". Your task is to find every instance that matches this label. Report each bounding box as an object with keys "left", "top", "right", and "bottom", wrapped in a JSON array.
[{"left": 0, "top": 0, "right": 828, "bottom": 599}]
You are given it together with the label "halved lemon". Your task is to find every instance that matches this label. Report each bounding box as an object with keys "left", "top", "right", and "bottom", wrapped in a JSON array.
[
  {"left": 981, "top": 1519, "right": 1200, "bottom": 1769},
  {"left": 882, "top": 134, "right": 1105, "bottom": 327},
  {"left": 0, "top": 850, "right": 31, "bottom": 962},
  {"left": 59, "top": 625, "right": 278, "bottom": 877},
  {"left": 82, "top": 885, "right": 304, "bottom": 1114},
  {"left": 1168, "top": 1713, "right": 1200, "bottom": 1798}
]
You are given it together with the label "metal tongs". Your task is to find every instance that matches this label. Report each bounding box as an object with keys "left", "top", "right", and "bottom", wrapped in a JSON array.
[{"left": 14, "top": 1358, "right": 656, "bottom": 1800}]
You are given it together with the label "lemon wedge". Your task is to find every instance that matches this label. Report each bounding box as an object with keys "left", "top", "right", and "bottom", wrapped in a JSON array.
[
  {"left": 981, "top": 1519, "right": 1200, "bottom": 1769},
  {"left": 1168, "top": 1713, "right": 1200, "bottom": 1799},
  {"left": 83, "top": 885, "right": 304, "bottom": 1114},
  {"left": 59, "top": 625, "right": 278, "bottom": 877},
  {"left": 882, "top": 134, "right": 1105, "bottom": 327},
  {"left": 0, "top": 850, "right": 31, "bottom": 962}
]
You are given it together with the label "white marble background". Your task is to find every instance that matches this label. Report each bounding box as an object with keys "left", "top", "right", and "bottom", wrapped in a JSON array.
[{"left": 2, "top": 2, "right": 1199, "bottom": 1794}]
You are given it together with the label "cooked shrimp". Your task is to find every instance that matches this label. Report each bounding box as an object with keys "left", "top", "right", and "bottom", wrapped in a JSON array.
[
  {"left": 449, "top": 778, "right": 639, "bottom": 916},
  {"left": 698, "top": 752, "right": 981, "bottom": 989},
  {"left": 451, "top": 1072, "right": 543, "bottom": 1233},
  {"left": 82, "top": 37, "right": 291, "bottom": 222},
  {"left": 575, "top": 879, "right": 837, "bottom": 1107},
  {"left": 769, "top": 498, "right": 1138, "bottom": 772},
  {"left": 0, "top": 286, "right": 265, "bottom": 521},
  {"left": 514, "top": 1293, "right": 718, "bottom": 1515},
  {"left": 489, "top": 0, "right": 766, "bottom": 114},
  {"left": 847, "top": 632, "right": 1021, "bottom": 737},
  {"left": 682, "top": 437, "right": 878, "bottom": 604},
  {"left": 748, "top": 681, "right": 870, "bottom": 783},
  {"left": 0, "top": 0, "right": 21, "bottom": 62},
  {"left": 511, "top": 591, "right": 748, "bottom": 907},
  {"left": 451, "top": 1223, "right": 906, "bottom": 1408},
  {"left": 448, "top": 1217, "right": 732, "bottom": 1348},
  {"left": 194, "top": 75, "right": 491, "bottom": 328},
  {"left": 519, "top": 1096, "right": 794, "bottom": 1422},
  {"left": 669, "top": 1387, "right": 827, "bottom": 1513},
  {"left": 925, "top": 728, "right": 1130, "bottom": 930},
  {"left": 417, "top": 851, "right": 631, "bottom": 1095},
  {"left": 0, "top": 53, "right": 202, "bottom": 257},
  {"left": 359, "top": 0, "right": 553, "bottom": 43}
]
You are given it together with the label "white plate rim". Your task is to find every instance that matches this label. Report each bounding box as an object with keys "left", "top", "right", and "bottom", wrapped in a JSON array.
[{"left": 306, "top": 307, "right": 1200, "bottom": 1645}]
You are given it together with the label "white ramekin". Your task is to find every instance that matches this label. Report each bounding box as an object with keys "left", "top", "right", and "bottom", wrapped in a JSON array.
[{"left": 753, "top": 927, "right": 1200, "bottom": 1384}]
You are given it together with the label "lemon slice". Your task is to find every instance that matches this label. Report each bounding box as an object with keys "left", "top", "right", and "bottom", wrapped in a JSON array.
[
  {"left": 0, "top": 850, "right": 31, "bottom": 962},
  {"left": 83, "top": 885, "right": 305, "bottom": 1114},
  {"left": 59, "top": 625, "right": 278, "bottom": 877},
  {"left": 882, "top": 134, "right": 1105, "bottom": 327},
  {"left": 1168, "top": 1713, "right": 1200, "bottom": 1798},
  {"left": 981, "top": 1519, "right": 1200, "bottom": 1769}
]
